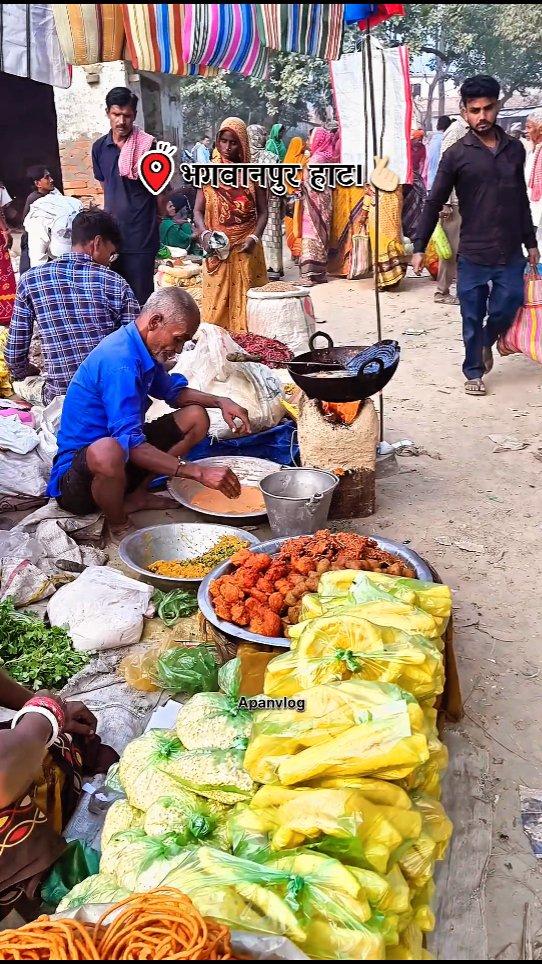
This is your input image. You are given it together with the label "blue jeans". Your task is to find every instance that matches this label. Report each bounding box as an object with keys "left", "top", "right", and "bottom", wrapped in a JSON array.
[{"left": 457, "top": 254, "right": 526, "bottom": 380}]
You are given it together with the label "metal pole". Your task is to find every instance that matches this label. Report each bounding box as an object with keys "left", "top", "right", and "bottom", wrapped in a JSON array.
[{"left": 365, "top": 26, "right": 384, "bottom": 441}]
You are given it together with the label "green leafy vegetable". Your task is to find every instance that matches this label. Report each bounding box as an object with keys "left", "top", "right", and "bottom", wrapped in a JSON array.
[
  {"left": 152, "top": 589, "right": 198, "bottom": 626},
  {"left": 0, "top": 598, "right": 88, "bottom": 690}
]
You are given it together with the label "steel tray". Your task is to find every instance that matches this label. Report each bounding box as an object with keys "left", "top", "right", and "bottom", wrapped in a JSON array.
[
  {"left": 198, "top": 535, "right": 433, "bottom": 648},
  {"left": 118, "top": 522, "right": 260, "bottom": 590},
  {"left": 168, "top": 456, "right": 281, "bottom": 521}
]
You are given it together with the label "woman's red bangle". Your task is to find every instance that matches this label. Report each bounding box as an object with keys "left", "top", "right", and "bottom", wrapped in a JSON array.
[{"left": 25, "top": 696, "right": 65, "bottom": 732}]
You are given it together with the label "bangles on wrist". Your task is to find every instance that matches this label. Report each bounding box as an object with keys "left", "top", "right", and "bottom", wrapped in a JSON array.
[{"left": 11, "top": 695, "right": 66, "bottom": 749}]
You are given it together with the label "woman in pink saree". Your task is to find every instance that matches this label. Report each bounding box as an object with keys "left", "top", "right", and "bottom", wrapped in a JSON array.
[{"left": 299, "top": 127, "right": 339, "bottom": 285}]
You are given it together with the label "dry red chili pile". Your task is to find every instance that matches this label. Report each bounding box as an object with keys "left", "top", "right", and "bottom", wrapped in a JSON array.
[{"left": 232, "top": 333, "right": 293, "bottom": 368}]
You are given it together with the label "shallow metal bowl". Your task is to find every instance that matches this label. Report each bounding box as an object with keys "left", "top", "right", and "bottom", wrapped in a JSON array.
[
  {"left": 118, "top": 522, "right": 260, "bottom": 590},
  {"left": 168, "top": 456, "right": 281, "bottom": 521},
  {"left": 198, "top": 535, "right": 433, "bottom": 648}
]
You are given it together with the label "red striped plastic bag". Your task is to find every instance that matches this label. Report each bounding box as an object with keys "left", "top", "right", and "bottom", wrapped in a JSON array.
[{"left": 497, "top": 268, "right": 542, "bottom": 364}]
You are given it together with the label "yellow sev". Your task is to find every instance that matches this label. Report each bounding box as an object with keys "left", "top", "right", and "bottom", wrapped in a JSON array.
[{"left": 149, "top": 536, "right": 248, "bottom": 579}]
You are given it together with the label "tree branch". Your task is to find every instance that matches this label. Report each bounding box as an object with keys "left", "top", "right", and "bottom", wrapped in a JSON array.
[{"left": 420, "top": 45, "right": 451, "bottom": 64}]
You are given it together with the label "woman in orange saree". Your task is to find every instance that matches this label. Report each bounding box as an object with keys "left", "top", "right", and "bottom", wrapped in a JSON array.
[{"left": 194, "top": 117, "right": 268, "bottom": 333}]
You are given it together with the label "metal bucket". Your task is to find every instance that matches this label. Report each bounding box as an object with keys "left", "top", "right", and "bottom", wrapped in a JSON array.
[{"left": 259, "top": 468, "right": 339, "bottom": 538}]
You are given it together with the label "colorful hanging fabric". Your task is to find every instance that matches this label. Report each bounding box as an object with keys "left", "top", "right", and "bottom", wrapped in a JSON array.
[
  {"left": 357, "top": 4, "right": 405, "bottom": 29},
  {"left": 122, "top": 4, "right": 216, "bottom": 76},
  {"left": 345, "top": 4, "right": 378, "bottom": 24},
  {"left": 0, "top": 3, "right": 70, "bottom": 88},
  {"left": 256, "top": 4, "right": 345, "bottom": 61},
  {"left": 52, "top": 5, "right": 125, "bottom": 65},
  {"left": 330, "top": 43, "right": 413, "bottom": 184},
  {"left": 183, "top": 4, "right": 268, "bottom": 79}
]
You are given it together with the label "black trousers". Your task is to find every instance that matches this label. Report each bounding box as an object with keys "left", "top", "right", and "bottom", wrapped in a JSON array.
[{"left": 114, "top": 251, "right": 156, "bottom": 306}]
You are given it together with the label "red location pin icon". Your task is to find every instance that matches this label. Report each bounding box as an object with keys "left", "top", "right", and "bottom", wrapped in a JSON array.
[{"left": 138, "top": 141, "right": 177, "bottom": 195}]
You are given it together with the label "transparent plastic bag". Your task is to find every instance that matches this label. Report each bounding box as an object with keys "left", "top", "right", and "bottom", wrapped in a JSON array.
[
  {"left": 314, "top": 571, "right": 452, "bottom": 636},
  {"left": 120, "top": 640, "right": 175, "bottom": 692},
  {"left": 118, "top": 730, "right": 186, "bottom": 811},
  {"left": 244, "top": 680, "right": 431, "bottom": 787},
  {"left": 264, "top": 615, "right": 444, "bottom": 702},
  {"left": 154, "top": 644, "right": 219, "bottom": 695},
  {"left": 175, "top": 658, "right": 252, "bottom": 750},
  {"left": 144, "top": 791, "right": 229, "bottom": 849},
  {"left": 158, "top": 846, "right": 389, "bottom": 960},
  {"left": 244, "top": 784, "right": 423, "bottom": 875}
]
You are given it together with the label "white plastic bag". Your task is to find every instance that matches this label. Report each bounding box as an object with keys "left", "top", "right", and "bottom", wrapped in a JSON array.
[
  {"left": 47, "top": 567, "right": 153, "bottom": 653},
  {"left": 0, "top": 448, "right": 50, "bottom": 496},
  {"left": 173, "top": 323, "right": 284, "bottom": 438},
  {"left": 0, "top": 415, "right": 39, "bottom": 454},
  {"left": 35, "top": 395, "right": 64, "bottom": 463}
]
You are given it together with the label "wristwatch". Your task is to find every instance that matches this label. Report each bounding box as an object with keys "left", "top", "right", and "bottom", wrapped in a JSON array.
[{"left": 174, "top": 458, "right": 187, "bottom": 478}]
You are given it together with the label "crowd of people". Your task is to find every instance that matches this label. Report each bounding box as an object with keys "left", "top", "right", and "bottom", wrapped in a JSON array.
[{"left": 0, "top": 73, "right": 538, "bottom": 524}]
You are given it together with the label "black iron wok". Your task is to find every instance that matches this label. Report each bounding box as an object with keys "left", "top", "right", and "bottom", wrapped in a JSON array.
[{"left": 288, "top": 332, "right": 400, "bottom": 402}]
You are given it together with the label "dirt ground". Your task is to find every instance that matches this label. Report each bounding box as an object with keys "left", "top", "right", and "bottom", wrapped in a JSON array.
[{"left": 305, "top": 267, "right": 542, "bottom": 959}]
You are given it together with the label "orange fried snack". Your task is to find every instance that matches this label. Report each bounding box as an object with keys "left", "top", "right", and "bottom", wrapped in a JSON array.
[
  {"left": 0, "top": 915, "right": 101, "bottom": 960},
  {"left": 209, "top": 530, "right": 415, "bottom": 638},
  {"left": 94, "top": 888, "right": 233, "bottom": 960},
  {"left": 0, "top": 890, "right": 235, "bottom": 961}
]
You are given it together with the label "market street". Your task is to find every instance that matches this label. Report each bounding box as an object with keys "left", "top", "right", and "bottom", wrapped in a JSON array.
[{"left": 309, "top": 268, "right": 542, "bottom": 958}]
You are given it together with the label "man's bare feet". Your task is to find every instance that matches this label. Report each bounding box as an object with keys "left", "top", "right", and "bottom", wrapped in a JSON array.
[
  {"left": 107, "top": 519, "right": 136, "bottom": 546},
  {"left": 124, "top": 490, "right": 178, "bottom": 514}
]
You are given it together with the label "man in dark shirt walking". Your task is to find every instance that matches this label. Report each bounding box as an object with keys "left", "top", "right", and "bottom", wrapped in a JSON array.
[
  {"left": 92, "top": 87, "right": 159, "bottom": 305},
  {"left": 413, "top": 75, "right": 539, "bottom": 396}
]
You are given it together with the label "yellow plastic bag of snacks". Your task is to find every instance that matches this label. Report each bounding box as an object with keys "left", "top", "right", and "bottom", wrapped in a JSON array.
[
  {"left": 265, "top": 614, "right": 444, "bottom": 701},
  {"left": 245, "top": 784, "right": 422, "bottom": 875},
  {"left": 244, "top": 680, "right": 431, "bottom": 787}
]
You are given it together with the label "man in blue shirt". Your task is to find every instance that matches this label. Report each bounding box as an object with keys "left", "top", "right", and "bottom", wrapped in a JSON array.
[
  {"left": 48, "top": 288, "right": 249, "bottom": 537},
  {"left": 92, "top": 87, "right": 159, "bottom": 305}
]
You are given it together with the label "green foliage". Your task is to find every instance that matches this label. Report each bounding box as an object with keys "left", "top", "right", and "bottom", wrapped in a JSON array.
[
  {"left": 378, "top": 3, "right": 542, "bottom": 105},
  {"left": 0, "top": 598, "right": 88, "bottom": 689},
  {"left": 179, "top": 52, "right": 333, "bottom": 143}
]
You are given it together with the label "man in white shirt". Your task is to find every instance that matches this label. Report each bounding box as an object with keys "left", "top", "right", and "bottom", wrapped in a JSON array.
[
  {"left": 192, "top": 135, "right": 211, "bottom": 164},
  {"left": 23, "top": 188, "right": 82, "bottom": 267}
]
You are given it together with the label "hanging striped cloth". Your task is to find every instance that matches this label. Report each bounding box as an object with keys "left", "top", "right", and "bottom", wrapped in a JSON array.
[
  {"left": 255, "top": 4, "right": 345, "bottom": 61},
  {"left": 122, "top": 4, "right": 216, "bottom": 76},
  {"left": 183, "top": 4, "right": 268, "bottom": 79},
  {"left": 52, "top": 5, "right": 125, "bottom": 65}
]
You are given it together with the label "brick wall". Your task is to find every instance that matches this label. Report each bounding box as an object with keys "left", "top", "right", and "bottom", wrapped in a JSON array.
[{"left": 59, "top": 135, "right": 103, "bottom": 208}]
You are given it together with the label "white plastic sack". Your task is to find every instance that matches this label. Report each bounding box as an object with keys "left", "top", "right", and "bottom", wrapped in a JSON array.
[
  {"left": 173, "top": 323, "right": 284, "bottom": 438},
  {"left": 0, "top": 448, "right": 50, "bottom": 496},
  {"left": 47, "top": 567, "right": 153, "bottom": 653},
  {"left": 35, "top": 395, "right": 63, "bottom": 463},
  {"left": 0, "top": 415, "right": 39, "bottom": 454},
  {"left": 247, "top": 288, "right": 316, "bottom": 357}
]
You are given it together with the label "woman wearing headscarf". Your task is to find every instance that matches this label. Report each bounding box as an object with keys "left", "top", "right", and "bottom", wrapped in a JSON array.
[
  {"left": 402, "top": 130, "right": 428, "bottom": 241},
  {"left": 299, "top": 126, "right": 339, "bottom": 285},
  {"left": 194, "top": 118, "right": 268, "bottom": 332},
  {"left": 266, "top": 123, "right": 286, "bottom": 162},
  {"left": 248, "top": 124, "right": 284, "bottom": 280}
]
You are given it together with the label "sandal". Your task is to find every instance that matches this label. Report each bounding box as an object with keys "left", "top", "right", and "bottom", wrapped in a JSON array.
[
  {"left": 464, "top": 378, "right": 486, "bottom": 396},
  {"left": 434, "top": 292, "right": 459, "bottom": 306}
]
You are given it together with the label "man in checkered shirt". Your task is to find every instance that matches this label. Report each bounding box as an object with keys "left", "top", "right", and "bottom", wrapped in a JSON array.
[{"left": 7, "top": 209, "right": 139, "bottom": 404}]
